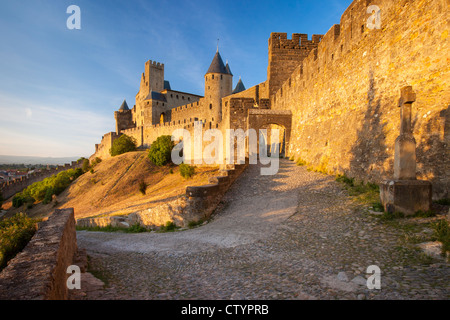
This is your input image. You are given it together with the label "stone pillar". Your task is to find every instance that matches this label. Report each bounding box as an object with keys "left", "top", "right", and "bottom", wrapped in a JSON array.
[
  {"left": 380, "top": 86, "right": 432, "bottom": 216},
  {"left": 394, "top": 86, "right": 416, "bottom": 180}
]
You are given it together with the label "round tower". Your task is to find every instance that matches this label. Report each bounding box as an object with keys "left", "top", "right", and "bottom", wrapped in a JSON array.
[{"left": 204, "top": 49, "right": 232, "bottom": 124}]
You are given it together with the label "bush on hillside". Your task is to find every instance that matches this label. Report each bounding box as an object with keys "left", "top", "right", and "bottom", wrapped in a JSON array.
[
  {"left": 12, "top": 168, "right": 83, "bottom": 208},
  {"left": 110, "top": 134, "right": 137, "bottom": 156},
  {"left": 179, "top": 163, "right": 195, "bottom": 179},
  {"left": 139, "top": 180, "right": 147, "bottom": 195},
  {"left": 0, "top": 213, "right": 38, "bottom": 271},
  {"left": 148, "top": 135, "right": 174, "bottom": 166}
]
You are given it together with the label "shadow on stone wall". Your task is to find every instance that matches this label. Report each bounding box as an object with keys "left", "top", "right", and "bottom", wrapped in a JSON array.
[
  {"left": 415, "top": 105, "right": 449, "bottom": 199},
  {"left": 348, "top": 71, "right": 389, "bottom": 183}
]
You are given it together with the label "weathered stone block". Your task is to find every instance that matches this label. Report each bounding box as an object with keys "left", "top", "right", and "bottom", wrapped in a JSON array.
[
  {"left": 393, "top": 134, "right": 416, "bottom": 180},
  {"left": 380, "top": 180, "right": 432, "bottom": 216}
]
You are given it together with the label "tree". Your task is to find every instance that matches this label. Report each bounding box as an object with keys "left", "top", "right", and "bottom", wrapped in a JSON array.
[
  {"left": 110, "top": 135, "right": 137, "bottom": 156},
  {"left": 81, "top": 158, "right": 90, "bottom": 173},
  {"left": 148, "top": 135, "right": 174, "bottom": 166}
]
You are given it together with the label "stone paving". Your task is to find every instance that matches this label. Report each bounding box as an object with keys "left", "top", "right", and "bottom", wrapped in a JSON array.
[{"left": 76, "top": 159, "right": 449, "bottom": 300}]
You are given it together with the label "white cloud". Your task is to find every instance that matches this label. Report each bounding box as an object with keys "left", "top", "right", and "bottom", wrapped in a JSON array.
[{"left": 0, "top": 92, "right": 113, "bottom": 157}]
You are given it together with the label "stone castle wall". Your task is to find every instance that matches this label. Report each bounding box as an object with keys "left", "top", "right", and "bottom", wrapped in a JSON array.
[
  {"left": 267, "top": 32, "right": 323, "bottom": 97},
  {"left": 271, "top": 0, "right": 449, "bottom": 198},
  {"left": 0, "top": 161, "right": 83, "bottom": 200},
  {"left": 0, "top": 209, "right": 78, "bottom": 300}
]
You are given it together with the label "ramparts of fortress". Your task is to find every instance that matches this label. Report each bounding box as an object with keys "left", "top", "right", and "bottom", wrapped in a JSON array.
[
  {"left": 92, "top": 0, "right": 449, "bottom": 199},
  {"left": 0, "top": 161, "right": 82, "bottom": 200}
]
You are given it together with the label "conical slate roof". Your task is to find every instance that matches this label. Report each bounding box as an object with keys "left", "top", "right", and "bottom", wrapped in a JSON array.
[
  {"left": 119, "top": 99, "right": 129, "bottom": 111},
  {"left": 225, "top": 62, "right": 233, "bottom": 76},
  {"left": 206, "top": 51, "right": 228, "bottom": 75},
  {"left": 232, "top": 77, "right": 246, "bottom": 94}
]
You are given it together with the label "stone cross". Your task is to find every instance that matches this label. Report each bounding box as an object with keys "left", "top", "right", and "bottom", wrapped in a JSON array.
[
  {"left": 398, "top": 86, "right": 416, "bottom": 136},
  {"left": 394, "top": 86, "right": 417, "bottom": 180}
]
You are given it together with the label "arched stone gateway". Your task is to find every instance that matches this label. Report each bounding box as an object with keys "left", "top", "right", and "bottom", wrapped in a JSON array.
[{"left": 247, "top": 109, "right": 292, "bottom": 157}]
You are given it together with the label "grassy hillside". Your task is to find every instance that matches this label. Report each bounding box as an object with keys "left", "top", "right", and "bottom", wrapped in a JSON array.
[{"left": 4, "top": 151, "right": 219, "bottom": 220}]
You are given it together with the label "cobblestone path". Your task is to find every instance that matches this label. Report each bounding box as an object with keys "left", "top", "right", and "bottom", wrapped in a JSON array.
[{"left": 77, "top": 159, "right": 449, "bottom": 300}]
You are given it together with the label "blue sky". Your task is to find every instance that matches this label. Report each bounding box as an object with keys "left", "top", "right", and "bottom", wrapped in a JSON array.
[{"left": 0, "top": 0, "right": 353, "bottom": 158}]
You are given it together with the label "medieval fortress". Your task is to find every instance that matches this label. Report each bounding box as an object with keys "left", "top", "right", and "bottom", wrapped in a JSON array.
[{"left": 91, "top": 0, "right": 449, "bottom": 199}]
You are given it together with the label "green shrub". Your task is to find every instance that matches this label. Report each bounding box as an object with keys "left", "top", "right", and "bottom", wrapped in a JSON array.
[
  {"left": 336, "top": 174, "right": 355, "bottom": 187},
  {"left": 12, "top": 168, "right": 82, "bottom": 207},
  {"left": 160, "top": 221, "right": 177, "bottom": 232},
  {"left": 148, "top": 135, "right": 174, "bottom": 166},
  {"left": 126, "top": 223, "right": 148, "bottom": 233},
  {"left": 81, "top": 158, "right": 90, "bottom": 173},
  {"left": 434, "top": 198, "right": 450, "bottom": 206},
  {"left": 380, "top": 211, "right": 405, "bottom": 221},
  {"left": 0, "top": 213, "right": 38, "bottom": 271},
  {"left": 371, "top": 202, "right": 384, "bottom": 212},
  {"left": 138, "top": 180, "right": 147, "bottom": 195},
  {"left": 42, "top": 187, "right": 54, "bottom": 205},
  {"left": 432, "top": 220, "right": 450, "bottom": 256},
  {"left": 414, "top": 210, "right": 436, "bottom": 218},
  {"left": 179, "top": 163, "right": 195, "bottom": 179},
  {"left": 188, "top": 219, "right": 204, "bottom": 228},
  {"left": 110, "top": 134, "right": 137, "bottom": 156},
  {"left": 92, "top": 157, "right": 102, "bottom": 166}
]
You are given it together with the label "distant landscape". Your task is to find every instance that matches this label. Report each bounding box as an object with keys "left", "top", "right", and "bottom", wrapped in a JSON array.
[{"left": 0, "top": 155, "right": 82, "bottom": 165}]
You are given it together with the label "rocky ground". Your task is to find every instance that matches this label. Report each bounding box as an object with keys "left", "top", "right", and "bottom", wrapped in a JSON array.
[{"left": 75, "top": 159, "right": 449, "bottom": 300}]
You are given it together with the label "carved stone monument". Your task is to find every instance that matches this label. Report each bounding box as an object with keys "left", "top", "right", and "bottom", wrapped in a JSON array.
[{"left": 380, "top": 86, "right": 432, "bottom": 215}]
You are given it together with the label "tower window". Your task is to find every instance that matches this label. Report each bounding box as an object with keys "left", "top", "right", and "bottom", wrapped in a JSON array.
[
  {"left": 212, "top": 75, "right": 214, "bottom": 80},
  {"left": 209, "top": 104, "right": 212, "bottom": 110},
  {"left": 221, "top": 75, "right": 223, "bottom": 80}
]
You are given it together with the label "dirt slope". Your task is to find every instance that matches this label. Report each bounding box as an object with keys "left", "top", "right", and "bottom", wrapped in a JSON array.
[{"left": 4, "top": 151, "right": 219, "bottom": 220}]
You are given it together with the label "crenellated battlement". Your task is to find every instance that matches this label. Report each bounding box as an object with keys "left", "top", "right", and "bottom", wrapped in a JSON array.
[
  {"left": 145, "top": 60, "right": 164, "bottom": 70},
  {"left": 267, "top": 32, "right": 323, "bottom": 97}
]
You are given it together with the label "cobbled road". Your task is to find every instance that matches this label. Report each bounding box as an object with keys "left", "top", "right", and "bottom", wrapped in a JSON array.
[{"left": 77, "top": 159, "right": 449, "bottom": 300}]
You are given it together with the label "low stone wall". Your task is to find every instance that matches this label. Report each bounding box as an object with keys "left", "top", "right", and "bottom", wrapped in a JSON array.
[
  {"left": 0, "top": 208, "right": 78, "bottom": 300},
  {"left": 76, "top": 163, "right": 248, "bottom": 229},
  {"left": 185, "top": 163, "right": 248, "bottom": 219}
]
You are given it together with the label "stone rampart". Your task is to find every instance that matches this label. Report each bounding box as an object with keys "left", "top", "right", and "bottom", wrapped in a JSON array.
[
  {"left": 0, "top": 162, "right": 82, "bottom": 200},
  {"left": 271, "top": 0, "right": 449, "bottom": 198},
  {"left": 0, "top": 208, "right": 78, "bottom": 300}
]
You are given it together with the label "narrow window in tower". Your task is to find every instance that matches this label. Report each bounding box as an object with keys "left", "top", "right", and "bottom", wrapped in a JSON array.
[
  {"left": 212, "top": 75, "right": 214, "bottom": 80},
  {"left": 182, "top": 96, "right": 184, "bottom": 100},
  {"left": 221, "top": 75, "right": 223, "bottom": 80},
  {"left": 176, "top": 95, "right": 179, "bottom": 99},
  {"left": 209, "top": 104, "right": 212, "bottom": 110}
]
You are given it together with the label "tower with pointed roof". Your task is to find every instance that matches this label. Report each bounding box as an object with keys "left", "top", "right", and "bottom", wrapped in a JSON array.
[
  {"left": 204, "top": 49, "right": 233, "bottom": 124},
  {"left": 114, "top": 99, "right": 134, "bottom": 134},
  {"left": 232, "top": 77, "right": 246, "bottom": 94}
]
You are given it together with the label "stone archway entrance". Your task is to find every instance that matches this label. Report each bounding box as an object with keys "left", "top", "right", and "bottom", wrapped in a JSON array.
[{"left": 247, "top": 109, "right": 292, "bottom": 157}]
